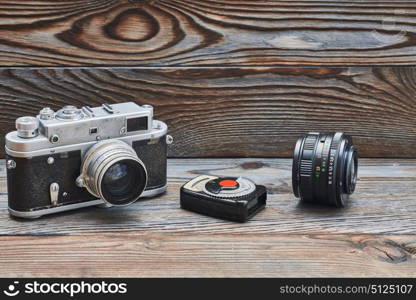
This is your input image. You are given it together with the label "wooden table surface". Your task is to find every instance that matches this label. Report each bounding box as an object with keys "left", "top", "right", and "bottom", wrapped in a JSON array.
[{"left": 0, "top": 158, "right": 415, "bottom": 277}]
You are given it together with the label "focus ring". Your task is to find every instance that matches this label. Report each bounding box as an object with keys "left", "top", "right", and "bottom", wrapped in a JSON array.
[
  {"left": 303, "top": 136, "right": 316, "bottom": 151},
  {"left": 299, "top": 135, "right": 318, "bottom": 177},
  {"left": 300, "top": 160, "right": 312, "bottom": 176}
]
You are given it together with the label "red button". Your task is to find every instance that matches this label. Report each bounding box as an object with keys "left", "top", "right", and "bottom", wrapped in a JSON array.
[{"left": 219, "top": 179, "right": 238, "bottom": 187}]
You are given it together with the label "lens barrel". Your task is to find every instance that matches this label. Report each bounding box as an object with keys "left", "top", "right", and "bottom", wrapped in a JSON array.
[
  {"left": 292, "top": 132, "right": 358, "bottom": 207},
  {"left": 79, "top": 140, "right": 147, "bottom": 206}
]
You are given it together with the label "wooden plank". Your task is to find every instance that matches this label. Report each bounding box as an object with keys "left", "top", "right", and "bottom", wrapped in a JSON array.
[
  {"left": 1, "top": 158, "right": 415, "bottom": 277},
  {"left": 1, "top": 158, "right": 416, "bottom": 236},
  {"left": 0, "top": 0, "right": 416, "bottom": 66},
  {"left": 0, "top": 234, "right": 415, "bottom": 277},
  {"left": 1, "top": 66, "right": 416, "bottom": 158}
]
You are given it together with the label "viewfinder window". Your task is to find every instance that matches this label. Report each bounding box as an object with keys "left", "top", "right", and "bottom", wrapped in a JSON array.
[{"left": 127, "top": 117, "right": 148, "bottom": 132}]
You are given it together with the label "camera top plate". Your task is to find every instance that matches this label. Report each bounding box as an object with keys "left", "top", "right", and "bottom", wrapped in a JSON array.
[
  {"left": 38, "top": 102, "right": 153, "bottom": 144},
  {"left": 5, "top": 103, "right": 168, "bottom": 158}
]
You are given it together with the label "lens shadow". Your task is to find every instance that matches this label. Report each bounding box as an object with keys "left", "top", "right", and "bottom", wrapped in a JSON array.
[{"left": 295, "top": 200, "right": 348, "bottom": 213}]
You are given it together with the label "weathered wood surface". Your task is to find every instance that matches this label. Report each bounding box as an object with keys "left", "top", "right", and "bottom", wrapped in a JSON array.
[
  {"left": 1, "top": 158, "right": 415, "bottom": 235},
  {"left": 1, "top": 235, "right": 415, "bottom": 277},
  {"left": 0, "top": 0, "right": 416, "bottom": 66},
  {"left": 0, "top": 158, "right": 415, "bottom": 277},
  {"left": 1, "top": 67, "right": 416, "bottom": 158}
]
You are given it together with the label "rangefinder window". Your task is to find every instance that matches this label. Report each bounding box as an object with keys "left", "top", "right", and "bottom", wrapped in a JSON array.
[{"left": 127, "top": 116, "right": 148, "bottom": 132}]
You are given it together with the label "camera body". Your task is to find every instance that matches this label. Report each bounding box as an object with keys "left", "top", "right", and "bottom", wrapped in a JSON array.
[{"left": 5, "top": 102, "right": 169, "bottom": 218}]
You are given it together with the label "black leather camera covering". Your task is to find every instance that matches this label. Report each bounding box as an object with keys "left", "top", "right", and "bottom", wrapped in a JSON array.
[
  {"left": 7, "top": 150, "right": 96, "bottom": 212},
  {"left": 7, "top": 135, "right": 167, "bottom": 212},
  {"left": 132, "top": 134, "right": 167, "bottom": 190}
]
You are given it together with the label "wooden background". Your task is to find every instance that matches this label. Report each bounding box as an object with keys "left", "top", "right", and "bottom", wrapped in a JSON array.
[
  {"left": 0, "top": 0, "right": 415, "bottom": 157},
  {"left": 1, "top": 0, "right": 416, "bottom": 66}
]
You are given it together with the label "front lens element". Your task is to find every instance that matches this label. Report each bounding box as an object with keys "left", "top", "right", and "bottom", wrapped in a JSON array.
[
  {"left": 100, "top": 159, "right": 147, "bottom": 205},
  {"left": 292, "top": 132, "right": 358, "bottom": 207},
  {"left": 103, "top": 163, "right": 130, "bottom": 196},
  {"left": 80, "top": 140, "right": 147, "bottom": 206}
]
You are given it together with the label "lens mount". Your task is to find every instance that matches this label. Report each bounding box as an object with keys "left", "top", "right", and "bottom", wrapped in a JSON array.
[
  {"left": 344, "top": 146, "right": 358, "bottom": 195},
  {"left": 292, "top": 132, "right": 358, "bottom": 207},
  {"left": 78, "top": 140, "right": 147, "bottom": 206}
]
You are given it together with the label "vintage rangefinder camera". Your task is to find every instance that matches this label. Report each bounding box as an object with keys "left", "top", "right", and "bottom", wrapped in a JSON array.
[{"left": 5, "top": 102, "right": 171, "bottom": 218}]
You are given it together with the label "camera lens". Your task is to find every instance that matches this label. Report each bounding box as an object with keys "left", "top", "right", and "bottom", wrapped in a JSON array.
[
  {"left": 101, "top": 160, "right": 146, "bottom": 205},
  {"left": 292, "top": 132, "right": 358, "bottom": 207},
  {"left": 103, "top": 163, "right": 131, "bottom": 196},
  {"left": 79, "top": 140, "right": 147, "bottom": 206}
]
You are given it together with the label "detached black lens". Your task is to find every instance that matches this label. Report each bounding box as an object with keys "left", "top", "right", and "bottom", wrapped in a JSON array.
[{"left": 292, "top": 132, "right": 358, "bottom": 207}]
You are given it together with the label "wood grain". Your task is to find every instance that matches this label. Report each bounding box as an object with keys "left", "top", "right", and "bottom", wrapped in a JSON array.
[
  {"left": 1, "top": 66, "right": 416, "bottom": 158},
  {"left": 1, "top": 234, "right": 415, "bottom": 277},
  {"left": 0, "top": 158, "right": 415, "bottom": 277},
  {"left": 0, "top": 0, "right": 416, "bottom": 66},
  {"left": 1, "top": 0, "right": 415, "bottom": 279},
  {"left": 1, "top": 158, "right": 415, "bottom": 236}
]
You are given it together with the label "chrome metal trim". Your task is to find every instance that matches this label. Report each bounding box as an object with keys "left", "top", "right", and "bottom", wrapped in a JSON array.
[
  {"left": 6, "top": 102, "right": 160, "bottom": 156},
  {"left": 8, "top": 200, "right": 104, "bottom": 219},
  {"left": 6, "top": 159, "right": 16, "bottom": 170},
  {"left": 5, "top": 120, "right": 167, "bottom": 158},
  {"left": 166, "top": 135, "right": 174, "bottom": 145},
  {"left": 50, "top": 182, "right": 59, "bottom": 206},
  {"left": 78, "top": 139, "right": 148, "bottom": 206},
  {"left": 142, "top": 185, "right": 167, "bottom": 198},
  {"left": 16, "top": 116, "right": 39, "bottom": 138},
  {"left": 102, "top": 103, "right": 114, "bottom": 114},
  {"left": 8, "top": 185, "right": 167, "bottom": 219}
]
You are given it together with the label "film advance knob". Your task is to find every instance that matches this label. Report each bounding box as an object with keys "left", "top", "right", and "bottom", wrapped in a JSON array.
[{"left": 16, "top": 116, "right": 40, "bottom": 138}]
